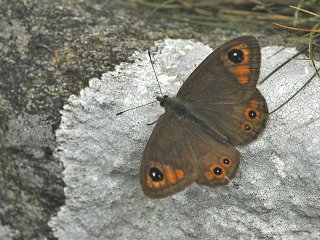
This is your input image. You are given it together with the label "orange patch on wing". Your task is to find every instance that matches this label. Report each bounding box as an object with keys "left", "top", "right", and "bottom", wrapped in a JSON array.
[
  {"left": 152, "top": 181, "right": 161, "bottom": 188},
  {"left": 229, "top": 65, "right": 251, "bottom": 85},
  {"left": 226, "top": 45, "right": 251, "bottom": 84},
  {"left": 147, "top": 177, "right": 153, "bottom": 188},
  {"left": 159, "top": 180, "right": 166, "bottom": 187},
  {"left": 204, "top": 171, "right": 214, "bottom": 180},
  {"left": 234, "top": 65, "right": 250, "bottom": 75},
  {"left": 250, "top": 100, "right": 258, "bottom": 109},
  {"left": 242, "top": 48, "right": 250, "bottom": 59},
  {"left": 237, "top": 76, "right": 249, "bottom": 85},
  {"left": 150, "top": 178, "right": 166, "bottom": 188},
  {"left": 165, "top": 166, "right": 177, "bottom": 184},
  {"left": 175, "top": 169, "right": 185, "bottom": 180}
]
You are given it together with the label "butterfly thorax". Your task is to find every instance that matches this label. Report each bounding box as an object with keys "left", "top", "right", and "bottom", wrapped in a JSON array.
[
  {"left": 156, "top": 95, "right": 189, "bottom": 119},
  {"left": 156, "top": 95, "right": 228, "bottom": 143}
]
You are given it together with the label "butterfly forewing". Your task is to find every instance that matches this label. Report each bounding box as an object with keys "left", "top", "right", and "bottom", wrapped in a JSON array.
[
  {"left": 177, "top": 36, "right": 261, "bottom": 104},
  {"left": 178, "top": 36, "right": 268, "bottom": 145},
  {"left": 140, "top": 113, "right": 199, "bottom": 198}
]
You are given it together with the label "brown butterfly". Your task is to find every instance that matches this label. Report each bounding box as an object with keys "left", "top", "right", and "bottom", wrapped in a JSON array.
[{"left": 140, "top": 36, "right": 268, "bottom": 198}]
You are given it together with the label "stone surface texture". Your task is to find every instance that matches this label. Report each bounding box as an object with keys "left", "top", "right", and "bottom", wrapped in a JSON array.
[
  {"left": 50, "top": 39, "right": 320, "bottom": 240},
  {"left": 3, "top": 1, "right": 280, "bottom": 238}
]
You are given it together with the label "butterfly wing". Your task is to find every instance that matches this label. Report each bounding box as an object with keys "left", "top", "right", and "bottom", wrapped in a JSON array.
[
  {"left": 177, "top": 35, "right": 268, "bottom": 145},
  {"left": 177, "top": 36, "right": 260, "bottom": 103},
  {"left": 141, "top": 113, "right": 240, "bottom": 198},
  {"left": 190, "top": 89, "right": 268, "bottom": 145},
  {"left": 141, "top": 113, "right": 199, "bottom": 198},
  {"left": 179, "top": 119, "right": 240, "bottom": 188}
]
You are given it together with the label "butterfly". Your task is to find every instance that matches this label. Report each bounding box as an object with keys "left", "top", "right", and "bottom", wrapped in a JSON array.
[{"left": 140, "top": 36, "right": 268, "bottom": 198}]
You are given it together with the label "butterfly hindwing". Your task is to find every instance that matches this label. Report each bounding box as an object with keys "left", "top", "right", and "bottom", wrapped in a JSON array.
[
  {"left": 217, "top": 89, "right": 268, "bottom": 145},
  {"left": 188, "top": 89, "right": 268, "bottom": 145},
  {"left": 180, "top": 120, "right": 240, "bottom": 188},
  {"left": 141, "top": 113, "right": 240, "bottom": 198}
]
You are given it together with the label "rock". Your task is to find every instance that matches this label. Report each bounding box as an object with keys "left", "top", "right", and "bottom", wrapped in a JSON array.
[{"left": 50, "top": 39, "right": 320, "bottom": 239}]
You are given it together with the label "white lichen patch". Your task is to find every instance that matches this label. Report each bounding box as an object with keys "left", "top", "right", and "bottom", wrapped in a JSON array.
[{"left": 50, "top": 39, "right": 320, "bottom": 240}]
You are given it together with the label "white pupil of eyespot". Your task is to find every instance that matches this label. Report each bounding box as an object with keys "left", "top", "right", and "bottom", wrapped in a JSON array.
[{"left": 233, "top": 53, "right": 238, "bottom": 56}]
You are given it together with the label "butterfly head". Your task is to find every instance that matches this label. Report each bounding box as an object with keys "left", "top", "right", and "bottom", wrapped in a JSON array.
[{"left": 156, "top": 95, "right": 169, "bottom": 107}]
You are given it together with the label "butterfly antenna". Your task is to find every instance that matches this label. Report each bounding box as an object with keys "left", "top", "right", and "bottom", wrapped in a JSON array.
[
  {"left": 225, "top": 176, "right": 231, "bottom": 181},
  {"left": 148, "top": 50, "right": 164, "bottom": 97},
  {"left": 116, "top": 100, "right": 158, "bottom": 115}
]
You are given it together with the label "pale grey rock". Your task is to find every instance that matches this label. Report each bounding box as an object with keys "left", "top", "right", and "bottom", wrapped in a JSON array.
[
  {"left": 49, "top": 39, "right": 320, "bottom": 240},
  {"left": 0, "top": 224, "right": 13, "bottom": 240}
]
